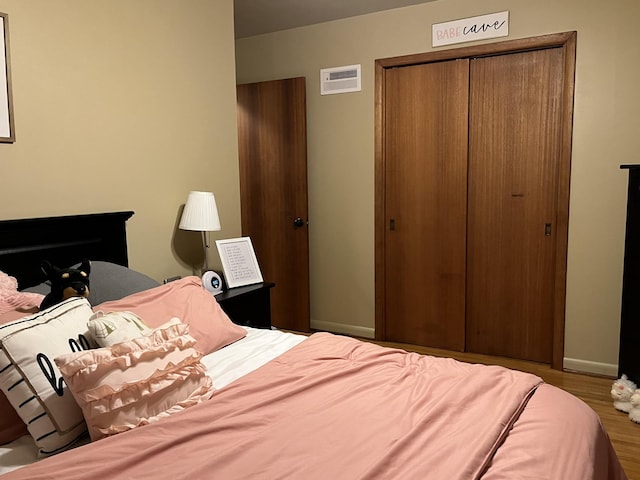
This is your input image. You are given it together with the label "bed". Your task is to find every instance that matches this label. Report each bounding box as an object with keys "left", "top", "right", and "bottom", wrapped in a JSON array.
[{"left": 0, "top": 213, "right": 627, "bottom": 479}]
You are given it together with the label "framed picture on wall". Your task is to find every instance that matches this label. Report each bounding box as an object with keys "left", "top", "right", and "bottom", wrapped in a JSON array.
[
  {"left": 215, "top": 237, "right": 264, "bottom": 288},
  {"left": 0, "top": 12, "right": 15, "bottom": 143}
]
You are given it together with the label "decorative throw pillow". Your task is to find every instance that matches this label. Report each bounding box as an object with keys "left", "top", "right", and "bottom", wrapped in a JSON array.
[
  {"left": 0, "top": 297, "right": 96, "bottom": 457},
  {"left": 0, "top": 270, "right": 44, "bottom": 316},
  {"left": 55, "top": 321, "right": 214, "bottom": 441},
  {"left": 94, "top": 276, "right": 246, "bottom": 355},
  {"left": 0, "top": 310, "right": 45, "bottom": 446},
  {"left": 87, "top": 310, "right": 151, "bottom": 347},
  {"left": 0, "top": 306, "right": 48, "bottom": 445}
]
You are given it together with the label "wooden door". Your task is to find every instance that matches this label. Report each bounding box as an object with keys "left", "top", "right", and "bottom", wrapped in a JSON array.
[
  {"left": 236, "top": 77, "right": 310, "bottom": 332},
  {"left": 376, "top": 33, "right": 576, "bottom": 367},
  {"left": 382, "top": 60, "right": 469, "bottom": 350},
  {"left": 465, "top": 49, "right": 565, "bottom": 363}
]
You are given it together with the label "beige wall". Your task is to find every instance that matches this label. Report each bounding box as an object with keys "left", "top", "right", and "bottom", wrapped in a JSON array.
[
  {"left": 236, "top": 0, "right": 640, "bottom": 375},
  {"left": 0, "top": 0, "right": 241, "bottom": 281}
]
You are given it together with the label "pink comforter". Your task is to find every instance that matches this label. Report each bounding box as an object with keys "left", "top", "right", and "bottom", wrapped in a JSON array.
[{"left": 4, "top": 333, "right": 626, "bottom": 479}]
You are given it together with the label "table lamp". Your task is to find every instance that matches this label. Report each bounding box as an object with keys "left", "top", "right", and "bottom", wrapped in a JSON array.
[{"left": 179, "top": 191, "right": 221, "bottom": 273}]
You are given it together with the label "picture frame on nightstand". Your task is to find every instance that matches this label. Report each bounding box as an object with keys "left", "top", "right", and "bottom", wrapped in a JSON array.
[{"left": 215, "top": 237, "right": 263, "bottom": 288}]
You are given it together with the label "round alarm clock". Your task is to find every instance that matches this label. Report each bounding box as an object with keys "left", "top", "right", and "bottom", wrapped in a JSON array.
[{"left": 202, "top": 271, "right": 223, "bottom": 294}]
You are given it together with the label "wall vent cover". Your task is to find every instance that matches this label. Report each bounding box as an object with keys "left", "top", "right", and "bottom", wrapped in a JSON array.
[{"left": 320, "top": 64, "right": 361, "bottom": 95}]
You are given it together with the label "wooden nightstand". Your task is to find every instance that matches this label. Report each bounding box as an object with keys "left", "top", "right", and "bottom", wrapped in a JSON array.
[{"left": 214, "top": 282, "right": 275, "bottom": 329}]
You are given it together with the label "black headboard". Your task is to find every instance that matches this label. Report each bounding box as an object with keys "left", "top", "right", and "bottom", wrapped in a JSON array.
[{"left": 0, "top": 211, "right": 134, "bottom": 289}]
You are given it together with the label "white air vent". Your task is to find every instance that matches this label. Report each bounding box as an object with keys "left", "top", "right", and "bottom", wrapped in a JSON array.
[{"left": 320, "top": 64, "right": 361, "bottom": 95}]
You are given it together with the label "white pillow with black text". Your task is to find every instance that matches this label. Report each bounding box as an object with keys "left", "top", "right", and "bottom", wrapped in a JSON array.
[{"left": 0, "top": 297, "right": 96, "bottom": 457}]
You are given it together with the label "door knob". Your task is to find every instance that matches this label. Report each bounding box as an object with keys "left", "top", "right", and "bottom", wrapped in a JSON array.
[{"left": 293, "top": 217, "right": 305, "bottom": 228}]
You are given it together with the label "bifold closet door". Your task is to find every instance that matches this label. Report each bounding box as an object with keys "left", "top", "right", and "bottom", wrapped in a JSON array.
[
  {"left": 383, "top": 59, "right": 469, "bottom": 350},
  {"left": 465, "top": 49, "right": 564, "bottom": 363}
]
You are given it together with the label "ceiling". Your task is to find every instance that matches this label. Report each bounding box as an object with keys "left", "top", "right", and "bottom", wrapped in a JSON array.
[{"left": 233, "top": 0, "right": 437, "bottom": 38}]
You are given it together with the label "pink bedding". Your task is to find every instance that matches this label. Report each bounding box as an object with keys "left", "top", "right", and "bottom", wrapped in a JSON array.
[
  {"left": 3, "top": 332, "right": 626, "bottom": 480},
  {"left": 94, "top": 276, "right": 247, "bottom": 355}
]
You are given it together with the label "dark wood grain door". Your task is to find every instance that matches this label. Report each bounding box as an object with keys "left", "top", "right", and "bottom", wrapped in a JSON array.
[
  {"left": 383, "top": 60, "right": 469, "bottom": 350},
  {"left": 377, "top": 33, "right": 575, "bottom": 368},
  {"left": 465, "top": 48, "right": 565, "bottom": 363},
  {"left": 236, "top": 77, "right": 310, "bottom": 332}
]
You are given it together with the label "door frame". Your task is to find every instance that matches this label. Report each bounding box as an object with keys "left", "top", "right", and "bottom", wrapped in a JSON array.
[{"left": 374, "top": 32, "right": 577, "bottom": 370}]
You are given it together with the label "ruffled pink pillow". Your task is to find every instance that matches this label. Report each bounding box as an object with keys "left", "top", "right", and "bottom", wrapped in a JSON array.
[
  {"left": 0, "top": 270, "right": 44, "bottom": 318},
  {"left": 55, "top": 321, "right": 214, "bottom": 441}
]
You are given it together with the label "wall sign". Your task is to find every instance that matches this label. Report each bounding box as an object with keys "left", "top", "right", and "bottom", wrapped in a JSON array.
[{"left": 432, "top": 11, "right": 509, "bottom": 47}]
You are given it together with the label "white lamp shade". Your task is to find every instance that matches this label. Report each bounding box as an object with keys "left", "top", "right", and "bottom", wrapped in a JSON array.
[{"left": 179, "top": 191, "right": 221, "bottom": 232}]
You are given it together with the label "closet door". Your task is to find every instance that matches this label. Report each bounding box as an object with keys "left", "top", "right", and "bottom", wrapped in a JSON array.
[
  {"left": 376, "top": 33, "right": 575, "bottom": 367},
  {"left": 465, "top": 48, "right": 565, "bottom": 362},
  {"left": 383, "top": 60, "right": 469, "bottom": 350}
]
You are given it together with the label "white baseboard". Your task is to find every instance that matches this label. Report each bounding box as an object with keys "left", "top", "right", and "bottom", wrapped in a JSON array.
[
  {"left": 311, "top": 320, "right": 375, "bottom": 339},
  {"left": 563, "top": 357, "right": 618, "bottom": 377}
]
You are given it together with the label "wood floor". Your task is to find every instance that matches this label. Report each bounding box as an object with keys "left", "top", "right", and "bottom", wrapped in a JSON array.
[{"left": 369, "top": 339, "right": 640, "bottom": 479}]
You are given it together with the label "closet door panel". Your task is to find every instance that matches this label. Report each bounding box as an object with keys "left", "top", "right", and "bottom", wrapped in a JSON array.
[
  {"left": 384, "top": 60, "right": 469, "bottom": 350},
  {"left": 466, "top": 49, "right": 564, "bottom": 362}
]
